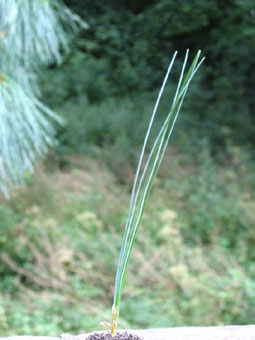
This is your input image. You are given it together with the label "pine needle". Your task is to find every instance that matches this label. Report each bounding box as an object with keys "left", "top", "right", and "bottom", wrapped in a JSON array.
[{"left": 111, "top": 50, "right": 205, "bottom": 334}]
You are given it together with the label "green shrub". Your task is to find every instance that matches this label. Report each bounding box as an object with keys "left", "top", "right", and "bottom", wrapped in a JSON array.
[{"left": 0, "top": 146, "right": 254, "bottom": 334}]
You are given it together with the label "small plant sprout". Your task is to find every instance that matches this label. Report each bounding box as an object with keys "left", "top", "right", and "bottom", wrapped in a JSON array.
[{"left": 110, "top": 50, "right": 205, "bottom": 336}]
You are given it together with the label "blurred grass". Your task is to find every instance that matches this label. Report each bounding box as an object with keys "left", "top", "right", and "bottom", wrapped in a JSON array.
[{"left": 0, "top": 141, "right": 254, "bottom": 335}]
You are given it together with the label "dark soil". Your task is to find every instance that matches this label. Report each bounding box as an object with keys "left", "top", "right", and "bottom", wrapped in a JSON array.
[{"left": 85, "top": 332, "right": 143, "bottom": 340}]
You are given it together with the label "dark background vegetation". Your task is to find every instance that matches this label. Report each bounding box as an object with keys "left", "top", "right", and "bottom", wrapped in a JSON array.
[
  {"left": 0, "top": 0, "right": 254, "bottom": 334},
  {"left": 44, "top": 0, "right": 255, "bottom": 153}
]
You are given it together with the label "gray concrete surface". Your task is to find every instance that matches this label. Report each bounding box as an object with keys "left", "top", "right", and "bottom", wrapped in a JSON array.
[{"left": 1, "top": 325, "right": 255, "bottom": 340}]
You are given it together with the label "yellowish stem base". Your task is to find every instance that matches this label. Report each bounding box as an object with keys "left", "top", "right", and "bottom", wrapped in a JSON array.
[{"left": 111, "top": 305, "right": 119, "bottom": 337}]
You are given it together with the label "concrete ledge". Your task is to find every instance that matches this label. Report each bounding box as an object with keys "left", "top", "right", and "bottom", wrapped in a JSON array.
[{"left": 1, "top": 325, "right": 255, "bottom": 340}]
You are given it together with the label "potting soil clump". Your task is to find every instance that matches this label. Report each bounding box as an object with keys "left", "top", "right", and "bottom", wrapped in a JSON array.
[{"left": 85, "top": 331, "right": 143, "bottom": 340}]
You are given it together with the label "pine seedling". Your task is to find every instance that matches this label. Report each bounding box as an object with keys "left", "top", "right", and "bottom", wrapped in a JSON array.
[{"left": 110, "top": 50, "right": 204, "bottom": 336}]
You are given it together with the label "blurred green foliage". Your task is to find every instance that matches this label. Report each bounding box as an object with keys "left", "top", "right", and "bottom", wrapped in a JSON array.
[
  {"left": 1, "top": 0, "right": 255, "bottom": 335},
  {"left": 42, "top": 0, "right": 254, "bottom": 152},
  {"left": 0, "top": 145, "right": 254, "bottom": 334}
]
